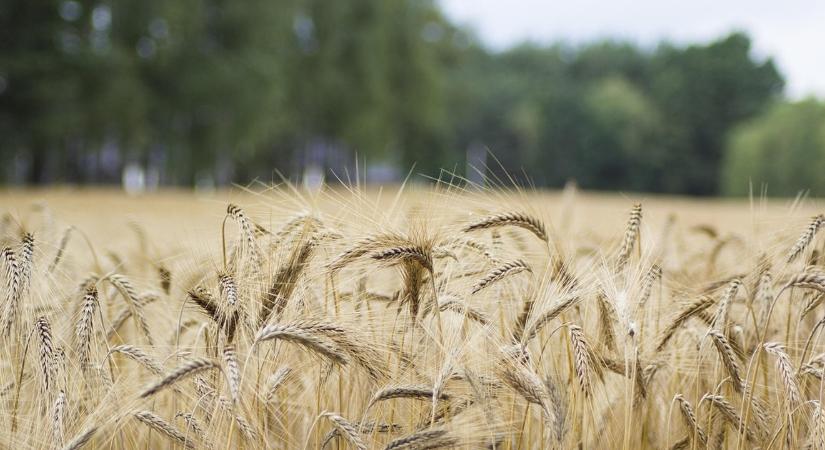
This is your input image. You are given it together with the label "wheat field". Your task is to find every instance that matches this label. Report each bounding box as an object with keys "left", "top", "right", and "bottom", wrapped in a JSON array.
[{"left": 2, "top": 184, "right": 825, "bottom": 449}]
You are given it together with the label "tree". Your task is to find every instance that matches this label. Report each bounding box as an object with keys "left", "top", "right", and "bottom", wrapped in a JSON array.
[
  {"left": 722, "top": 99, "right": 825, "bottom": 196},
  {"left": 649, "top": 32, "right": 784, "bottom": 194}
]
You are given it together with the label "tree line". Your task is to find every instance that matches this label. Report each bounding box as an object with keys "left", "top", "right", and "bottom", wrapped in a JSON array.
[{"left": 1, "top": 0, "right": 820, "bottom": 195}]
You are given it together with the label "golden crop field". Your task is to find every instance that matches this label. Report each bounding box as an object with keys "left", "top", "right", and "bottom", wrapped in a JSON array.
[{"left": 2, "top": 185, "right": 825, "bottom": 449}]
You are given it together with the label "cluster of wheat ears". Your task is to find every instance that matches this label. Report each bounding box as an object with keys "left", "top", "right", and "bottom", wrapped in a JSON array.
[{"left": 4, "top": 189, "right": 825, "bottom": 449}]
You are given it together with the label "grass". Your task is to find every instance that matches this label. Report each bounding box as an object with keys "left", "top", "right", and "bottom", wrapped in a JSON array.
[{"left": 1, "top": 183, "right": 825, "bottom": 449}]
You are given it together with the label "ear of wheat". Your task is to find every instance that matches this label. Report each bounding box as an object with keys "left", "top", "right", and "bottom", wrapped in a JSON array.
[
  {"left": 76, "top": 284, "right": 98, "bottom": 370},
  {"left": 321, "top": 412, "right": 368, "bottom": 450},
  {"left": 222, "top": 345, "right": 241, "bottom": 402},
  {"left": 463, "top": 212, "right": 548, "bottom": 242},
  {"left": 675, "top": 394, "right": 707, "bottom": 445},
  {"left": 134, "top": 410, "right": 194, "bottom": 449},
  {"left": 472, "top": 259, "right": 531, "bottom": 294},
  {"left": 708, "top": 330, "right": 744, "bottom": 392},
  {"left": 788, "top": 214, "right": 825, "bottom": 262},
  {"left": 763, "top": 342, "right": 801, "bottom": 407},
  {"left": 141, "top": 358, "right": 219, "bottom": 398},
  {"left": 35, "top": 316, "right": 56, "bottom": 394},
  {"left": 616, "top": 203, "right": 642, "bottom": 270}
]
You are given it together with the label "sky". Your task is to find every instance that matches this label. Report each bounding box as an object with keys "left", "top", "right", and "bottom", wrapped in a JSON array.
[{"left": 440, "top": 0, "right": 825, "bottom": 98}]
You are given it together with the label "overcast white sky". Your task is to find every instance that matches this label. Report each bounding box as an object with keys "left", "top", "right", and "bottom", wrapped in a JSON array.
[{"left": 440, "top": 0, "right": 825, "bottom": 98}]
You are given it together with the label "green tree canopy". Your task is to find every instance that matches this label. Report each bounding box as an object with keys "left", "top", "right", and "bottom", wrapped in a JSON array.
[{"left": 722, "top": 99, "right": 825, "bottom": 196}]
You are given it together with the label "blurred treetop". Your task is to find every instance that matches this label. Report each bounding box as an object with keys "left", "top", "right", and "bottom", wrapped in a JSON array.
[{"left": 0, "top": 0, "right": 789, "bottom": 195}]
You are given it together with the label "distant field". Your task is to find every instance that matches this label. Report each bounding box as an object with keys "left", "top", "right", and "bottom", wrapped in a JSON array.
[
  {"left": 1, "top": 186, "right": 817, "bottom": 242},
  {"left": 1, "top": 186, "right": 824, "bottom": 449}
]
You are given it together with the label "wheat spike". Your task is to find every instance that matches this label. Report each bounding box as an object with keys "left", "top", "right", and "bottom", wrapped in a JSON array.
[
  {"left": 472, "top": 259, "right": 531, "bottom": 294},
  {"left": 708, "top": 330, "right": 744, "bottom": 392},
  {"left": 321, "top": 412, "right": 368, "bottom": 450},
  {"left": 222, "top": 345, "right": 241, "bottom": 402},
  {"left": 52, "top": 390, "right": 66, "bottom": 448},
  {"left": 140, "top": 358, "right": 219, "bottom": 398},
  {"left": 464, "top": 212, "right": 548, "bottom": 242},
  {"left": 264, "top": 367, "right": 293, "bottom": 403},
  {"left": 255, "top": 321, "right": 348, "bottom": 365},
  {"left": 134, "top": 410, "right": 194, "bottom": 449},
  {"left": 384, "top": 428, "right": 457, "bottom": 450},
  {"left": 656, "top": 296, "right": 715, "bottom": 351},
  {"left": 568, "top": 324, "right": 602, "bottom": 396},
  {"left": 76, "top": 284, "right": 98, "bottom": 370},
  {"left": 789, "top": 214, "right": 825, "bottom": 262},
  {"left": 616, "top": 203, "right": 642, "bottom": 270},
  {"left": 811, "top": 401, "right": 825, "bottom": 450},
  {"left": 106, "top": 345, "right": 164, "bottom": 375},
  {"left": 675, "top": 394, "right": 707, "bottom": 445},
  {"left": 60, "top": 426, "right": 98, "bottom": 450},
  {"left": 35, "top": 316, "right": 56, "bottom": 394},
  {"left": 763, "top": 342, "right": 801, "bottom": 407}
]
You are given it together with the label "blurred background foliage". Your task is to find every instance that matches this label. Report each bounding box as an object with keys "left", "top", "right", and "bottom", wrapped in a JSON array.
[{"left": 0, "top": 0, "right": 820, "bottom": 195}]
